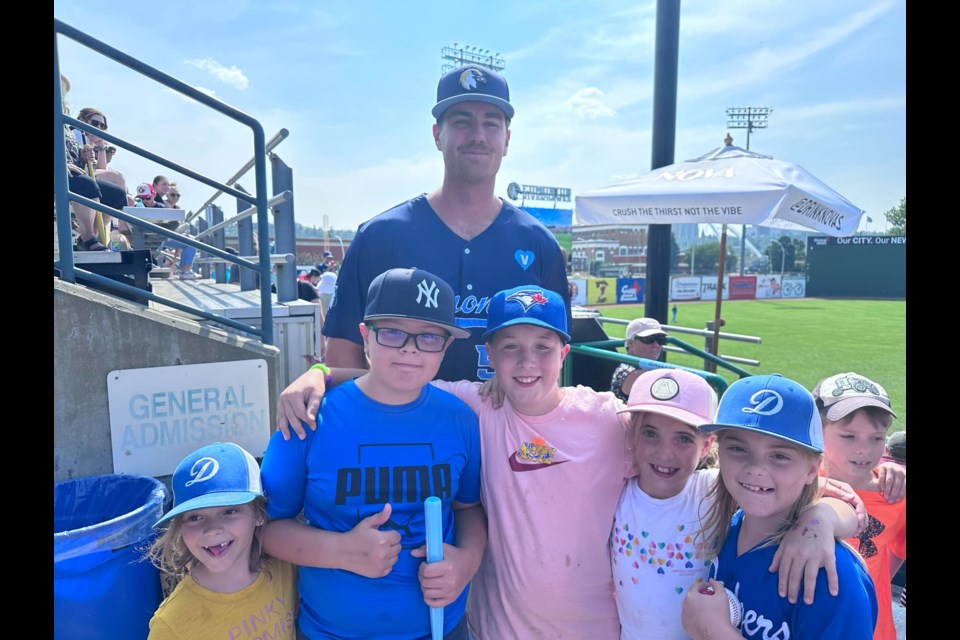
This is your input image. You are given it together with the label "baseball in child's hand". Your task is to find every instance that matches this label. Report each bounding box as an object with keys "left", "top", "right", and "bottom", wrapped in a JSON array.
[{"left": 698, "top": 583, "right": 743, "bottom": 627}]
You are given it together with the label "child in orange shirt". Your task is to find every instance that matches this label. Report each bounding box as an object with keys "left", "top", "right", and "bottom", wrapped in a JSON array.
[{"left": 813, "top": 372, "right": 906, "bottom": 640}]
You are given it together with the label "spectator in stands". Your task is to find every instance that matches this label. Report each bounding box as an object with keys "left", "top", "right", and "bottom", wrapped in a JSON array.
[
  {"left": 136, "top": 183, "right": 164, "bottom": 208},
  {"left": 153, "top": 175, "right": 172, "bottom": 207},
  {"left": 161, "top": 184, "right": 200, "bottom": 280},
  {"left": 76, "top": 108, "right": 136, "bottom": 211},
  {"left": 610, "top": 317, "right": 669, "bottom": 403},
  {"left": 105, "top": 146, "right": 117, "bottom": 166},
  {"left": 298, "top": 269, "right": 322, "bottom": 304},
  {"left": 60, "top": 82, "right": 128, "bottom": 251},
  {"left": 317, "top": 264, "right": 337, "bottom": 316}
]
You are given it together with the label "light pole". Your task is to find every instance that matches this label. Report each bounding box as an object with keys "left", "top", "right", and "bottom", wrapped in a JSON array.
[
  {"left": 441, "top": 44, "right": 506, "bottom": 74},
  {"left": 726, "top": 106, "right": 772, "bottom": 275},
  {"left": 333, "top": 235, "right": 345, "bottom": 263}
]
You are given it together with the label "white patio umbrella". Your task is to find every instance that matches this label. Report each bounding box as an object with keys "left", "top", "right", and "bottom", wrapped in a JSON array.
[{"left": 574, "top": 134, "right": 865, "bottom": 357}]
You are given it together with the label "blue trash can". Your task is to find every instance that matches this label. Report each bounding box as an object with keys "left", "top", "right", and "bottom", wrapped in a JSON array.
[{"left": 54, "top": 474, "right": 168, "bottom": 640}]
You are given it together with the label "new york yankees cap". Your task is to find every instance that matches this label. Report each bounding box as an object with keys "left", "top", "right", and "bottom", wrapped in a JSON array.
[
  {"left": 481, "top": 284, "right": 571, "bottom": 343},
  {"left": 618, "top": 368, "right": 719, "bottom": 430},
  {"left": 811, "top": 372, "right": 896, "bottom": 422},
  {"left": 364, "top": 267, "right": 470, "bottom": 338},
  {"left": 155, "top": 442, "right": 263, "bottom": 527},
  {"left": 701, "top": 373, "right": 824, "bottom": 453},
  {"left": 432, "top": 65, "right": 514, "bottom": 120}
]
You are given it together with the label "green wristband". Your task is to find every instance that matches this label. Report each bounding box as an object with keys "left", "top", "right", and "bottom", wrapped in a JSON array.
[{"left": 310, "top": 363, "right": 332, "bottom": 387}]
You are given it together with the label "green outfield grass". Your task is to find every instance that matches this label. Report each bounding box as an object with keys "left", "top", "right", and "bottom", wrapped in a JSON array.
[{"left": 594, "top": 298, "right": 906, "bottom": 433}]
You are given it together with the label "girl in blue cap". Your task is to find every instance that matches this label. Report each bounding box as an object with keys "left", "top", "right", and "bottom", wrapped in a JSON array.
[
  {"left": 147, "top": 442, "right": 297, "bottom": 640},
  {"left": 682, "top": 374, "right": 878, "bottom": 639}
]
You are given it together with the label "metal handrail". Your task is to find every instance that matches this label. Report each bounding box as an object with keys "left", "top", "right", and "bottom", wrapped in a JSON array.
[
  {"left": 54, "top": 18, "right": 276, "bottom": 344},
  {"left": 186, "top": 130, "right": 290, "bottom": 223}
]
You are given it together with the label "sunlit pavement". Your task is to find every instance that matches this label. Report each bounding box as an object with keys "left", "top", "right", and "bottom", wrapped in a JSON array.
[{"left": 891, "top": 584, "right": 906, "bottom": 639}]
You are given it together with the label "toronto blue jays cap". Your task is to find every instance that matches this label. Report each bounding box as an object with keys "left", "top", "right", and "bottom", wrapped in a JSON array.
[
  {"left": 432, "top": 65, "right": 514, "bottom": 120},
  {"left": 701, "top": 373, "right": 824, "bottom": 453},
  {"left": 155, "top": 442, "right": 263, "bottom": 527},
  {"left": 364, "top": 267, "right": 470, "bottom": 339},
  {"left": 481, "top": 284, "right": 570, "bottom": 343}
]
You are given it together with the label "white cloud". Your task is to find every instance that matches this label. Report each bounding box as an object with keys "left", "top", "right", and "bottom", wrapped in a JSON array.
[
  {"left": 565, "top": 87, "right": 617, "bottom": 119},
  {"left": 184, "top": 58, "right": 250, "bottom": 90}
]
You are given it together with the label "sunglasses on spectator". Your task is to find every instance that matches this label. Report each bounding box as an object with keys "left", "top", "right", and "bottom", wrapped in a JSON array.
[
  {"left": 365, "top": 324, "right": 450, "bottom": 352},
  {"left": 634, "top": 335, "right": 667, "bottom": 345},
  {"left": 87, "top": 119, "right": 107, "bottom": 130},
  {"left": 168, "top": 193, "right": 181, "bottom": 199}
]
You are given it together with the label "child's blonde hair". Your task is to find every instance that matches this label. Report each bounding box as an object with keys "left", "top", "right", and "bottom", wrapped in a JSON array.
[{"left": 148, "top": 496, "right": 269, "bottom": 586}]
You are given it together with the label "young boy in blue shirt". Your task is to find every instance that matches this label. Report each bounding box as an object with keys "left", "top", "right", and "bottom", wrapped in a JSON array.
[{"left": 260, "top": 267, "right": 484, "bottom": 640}]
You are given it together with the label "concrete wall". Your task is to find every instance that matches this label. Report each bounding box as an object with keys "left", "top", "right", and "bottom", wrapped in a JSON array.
[{"left": 54, "top": 279, "right": 280, "bottom": 482}]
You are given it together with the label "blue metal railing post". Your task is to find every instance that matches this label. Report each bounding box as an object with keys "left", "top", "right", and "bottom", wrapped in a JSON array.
[
  {"left": 196, "top": 216, "right": 210, "bottom": 279},
  {"left": 252, "top": 130, "right": 274, "bottom": 345},
  {"left": 209, "top": 205, "right": 226, "bottom": 283},
  {"left": 236, "top": 185, "right": 256, "bottom": 292},
  {"left": 271, "top": 155, "right": 297, "bottom": 303}
]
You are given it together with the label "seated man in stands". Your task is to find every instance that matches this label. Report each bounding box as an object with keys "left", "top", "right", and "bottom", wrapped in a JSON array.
[{"left": 610, "top": 317, "right": 669, "bottom": 403}]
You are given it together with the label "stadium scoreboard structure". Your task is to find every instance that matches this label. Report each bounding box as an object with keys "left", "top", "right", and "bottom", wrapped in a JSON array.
[{"left": 806, "top": 235, "right": 906, "bottom": 298}]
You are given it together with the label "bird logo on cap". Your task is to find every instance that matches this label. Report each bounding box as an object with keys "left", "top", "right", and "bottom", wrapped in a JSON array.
[
  {"left": 506, "top": 290, "right": 548, "bottom": 313},
  {"left": 459, "top": 68, "right": 486, "bottom": 91}
]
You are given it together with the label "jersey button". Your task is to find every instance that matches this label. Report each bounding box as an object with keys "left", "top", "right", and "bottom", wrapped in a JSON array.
[
  {"left": 464, "top": 248, "right": 471, "bottom": 254},
  {"left": 467, "top": 284, "right": 473, "bottom": 291}
]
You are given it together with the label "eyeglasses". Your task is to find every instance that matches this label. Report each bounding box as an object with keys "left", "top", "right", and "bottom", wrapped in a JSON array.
[
  {"left": 365, "top": 324, "right": 450, "bottom": 352},
  {"left": 88, "top": 119, "right": 107, "bottom": 130},
  {"left": 168, "top": 193, "right": 181, "bottom": 199},
  {"left": 635, "top": 335, "right": 667, "bottom": 346}
]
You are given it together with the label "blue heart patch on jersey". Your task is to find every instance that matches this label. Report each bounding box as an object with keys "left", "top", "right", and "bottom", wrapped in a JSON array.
[{"left": 514, "top": 250, "right": 535, "bottom": 271}]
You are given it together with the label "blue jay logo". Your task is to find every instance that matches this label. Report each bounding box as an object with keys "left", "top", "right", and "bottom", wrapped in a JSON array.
[
  {"left": 459, "top": 68, "right": 486, "bottom": 91},
  {"left": 505, "top": 290, "right": 549, "bottom": 313}
]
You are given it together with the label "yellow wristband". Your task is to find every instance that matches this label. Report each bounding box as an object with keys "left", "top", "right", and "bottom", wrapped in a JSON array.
[{"left": 310, "top": 363, "right": 332, "bottom": 386}]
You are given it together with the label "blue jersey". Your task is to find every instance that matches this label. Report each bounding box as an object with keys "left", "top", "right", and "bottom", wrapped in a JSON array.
[
  {"left": 261, "top": 380, "right": 482, "bottom": 639},
  {"left": 712, "top": 511, "right": 877, "bottom": 640},
  {"left": 323, "top": 195, "right": 571, "bottom": 381}
]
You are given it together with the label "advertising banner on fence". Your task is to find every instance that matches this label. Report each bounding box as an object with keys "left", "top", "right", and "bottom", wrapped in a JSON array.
[
  {"left": 107, "top": 359, "right": 271, "bottom": 477},
  {"left": 729, "top": 275, "right": 757, "bottom": 300},
  {"left": 756, "top": 275, "right": 781, "bottom": 298},
  {"left": 671, "top": 276, "right": 702, "bottom": 301},
  {"left": 617, "top": 278, "right": 645, "bottom": 304},
  {"left": 782, "top": 277, "right": 806, "bottom": 298},
  {"left": 700, "top": 277, "right": 730, "bottom": 301},
  {"left": 570, "top": 278, "right": 587, "bottom": 306},
  {"left": 587, "top": 278, "right": 614, "bottom": 305}
]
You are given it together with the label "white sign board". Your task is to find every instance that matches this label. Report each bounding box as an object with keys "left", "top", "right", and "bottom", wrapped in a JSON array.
[{"left": 108, "top": 359, "right": 270, "bottom": 477}]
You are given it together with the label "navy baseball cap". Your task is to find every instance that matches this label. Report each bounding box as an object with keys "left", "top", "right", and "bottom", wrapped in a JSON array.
[
  {"left": 481, "top": 285, "right": 570, "bottom": 343},
  {"left": 155, "top": 442, "right": 263, "bottom": 527},
  {"left": 701, "top": 374, "right": 824, "bottom": 453},
  {"left": 364, "top": 267, "right": 470, "bottom": 339},
  {"left": 432, "top": 65, "right": 514, "bottom": 120}
]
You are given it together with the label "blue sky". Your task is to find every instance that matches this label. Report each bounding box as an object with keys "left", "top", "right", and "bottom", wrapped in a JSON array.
[{"left": 54, "top": 0, "right": 905, "bottom": 234}]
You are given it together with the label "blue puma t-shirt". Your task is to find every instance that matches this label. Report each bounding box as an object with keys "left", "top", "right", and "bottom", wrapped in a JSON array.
[{"left": 261, "top": 380, "right": 481, "bottom": 639}]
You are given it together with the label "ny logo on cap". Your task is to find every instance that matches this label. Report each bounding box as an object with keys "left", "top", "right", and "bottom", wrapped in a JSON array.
[
  {"left": 185, "top": 457, "right": 220, "bottom": 486},
  {"left": 742, "top": 390, "right": 784, "bottom": 416},
  {"left": 416, "top": 279, "right": 439, "bottom": 309},
  {"left": 459, "top": 68, "right": 486, "bottom": 91}
]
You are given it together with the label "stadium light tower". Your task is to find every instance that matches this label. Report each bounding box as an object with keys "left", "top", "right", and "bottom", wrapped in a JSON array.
[
  {"left": 441, "top": 44, "right": 506, "bottom": 74},
  {"left": 726, "top": 106, "right": 772, "bottom": 275}
]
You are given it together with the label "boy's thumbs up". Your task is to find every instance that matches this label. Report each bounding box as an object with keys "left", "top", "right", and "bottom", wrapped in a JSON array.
[{"left": 344, "top": 503, "right": 402, "bottom": 578}]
